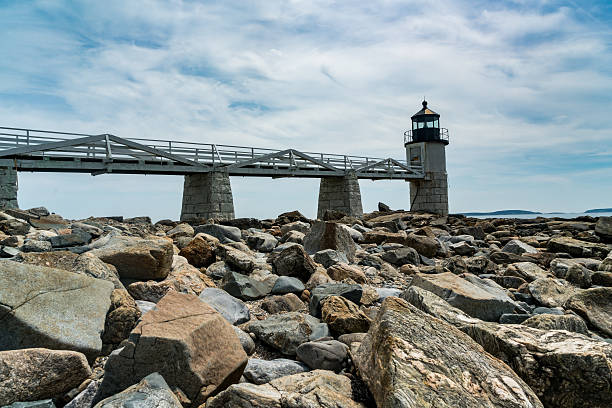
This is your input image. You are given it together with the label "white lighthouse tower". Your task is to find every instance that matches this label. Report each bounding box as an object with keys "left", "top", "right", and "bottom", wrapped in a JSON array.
[{"left": 404, "top": 100, "right": 449, "bottom": 216}]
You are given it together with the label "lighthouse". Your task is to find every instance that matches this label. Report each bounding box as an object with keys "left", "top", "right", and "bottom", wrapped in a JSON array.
[{"left": 404, "top": 100, "right": 449, "bottom": 216}]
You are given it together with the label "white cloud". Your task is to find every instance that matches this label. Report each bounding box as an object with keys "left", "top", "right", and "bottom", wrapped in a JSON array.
[{"left": 0, "top": 0, "right": 610, "bottom": 218}]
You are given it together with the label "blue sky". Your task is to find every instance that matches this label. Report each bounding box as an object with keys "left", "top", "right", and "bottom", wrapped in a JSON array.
[{"left": 1, "top": 0, "right": 611, "bottom": 220}]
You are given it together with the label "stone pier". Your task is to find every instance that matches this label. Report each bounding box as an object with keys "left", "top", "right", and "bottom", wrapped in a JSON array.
[
  {"left": 0, "top": 166, "right": 18, "bottom": 209},
  {"left": 180, "top": 172, "right": 234, "bottom": 221},
  {"left": 317, "top": 172, "right": 363, "bottom": 219}
]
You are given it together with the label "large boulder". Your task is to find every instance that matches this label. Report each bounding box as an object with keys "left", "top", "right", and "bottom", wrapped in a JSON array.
[
  {"left": 565, "top": 287, "right": 612, "bottom": 337},
  {"left": 88, "top": 235, "right": 173, "bottom": 280},
  {"left": 502, "top": 239, "right": 538, "bottom": 255},
  {"left": 528, "top": 278, "right": 581, "bottom": 308},
  {"left": 246, "top": 230, "right": 278, "bottom": 253},
  {"left": 550, "top": 258, "right": 593, "bottom": 288},
  {"left": 198, "top": 287, "right": 250, "bottom": 325},
  {"left": 296, "top": 340, "right": 348, "bottom": 372},
  {"left": 403, "top": 233, "right": 441, "bottom": 258},
  {"left": 17, "top": 251, "right": 123, "bottom": 289},
  {"left": 402, "top": 286, "right": 612, "bottom": 408},
  {"left": 595, "top": 216, "right": 612, "bottom": 241},
  {"left": 326, "top": 263, "right": 367, "bottom": 283},
  {"left": 272, "top": 245, "right": 317, "bottom": 282},
  {"left": 321, "top": 295, "right": 371, "bottom": 334},
  {"left": 194, "top": 224, "right": 241, "bottom": 243},
  {"left": 0, "top": 260, "right": 113, "bottom": 360},
  {"left": 354, "top": 297, "right": 543, "bottom": 408},
  {"left": 304, "top": 221, "right": 356, "bottom": 263},
  {"left": 547, "top": 237, "right": 609, "bottom": 258},
  {"left": 381, "top": 247, "right": 419, "bottom": 266},
  {"left": 0, "top": 348, "right": 91, "bottom": 406},
  {"left": 246, "top": 312, "right": 329, "bottom": 356},
  {"left": 221, "top": 272, "right": 270, "bottom": 300},
  {"left": 410, "top": 272, "right": 517, "bottom": 321},
  {"left": 127, "top": 255, "right": 215, "bottom": 303},
  {"left": 206, "top": 370, "right": 366, "bottom": 408},
  {"left": 503, "top": 262, "right": 549, "bottom": 282},
  {"left": 94, "top": 372, "right": 181, "bottom": 408},
  {"left": 521, "top": 314, "right": 589, "bottom": 335},
  {"left": 95, "top": 291, "right": 247, "bottom": 406},
  {"left": 178, "top": 236, "right": 216, "bottom": 268},
  {"left": 218, "top": 245, "right": 255, "bottom": 273}
]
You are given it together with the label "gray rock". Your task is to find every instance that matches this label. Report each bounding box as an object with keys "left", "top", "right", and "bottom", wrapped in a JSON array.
[
  {"left": 595, "top": 216, "right": 612, "bottom": 240},
  {"left": 272, "top": 245, "right": 317, "bottom": 282},
  {"left": 550, "top": 258, "right": 593, "bottom": 288},
  {"left": 94, "top": 373, "right": 181, "bottom": 408},
  {"left": 304, "top": 221, "right": 356, "bottom": 263},
  {"left": 88, "top": 235, "right": 173, "bottom": 280},
  {"left": 528, "top": 278, "right": 580, "bottom": 308},
  {"left": 504, "top": 262, "right": 549, "bottom": 282},
  {"left": 64, "top": 380, "right": 99, "bottom": 408},
  {"left": 522, "top": 314, "right": 589, "bottom": 335},
  {"left": 280, "top": 221, "right": 310, "bottom": 235},
  {"left": 206, "top": 370, "right": 364, "bottom": 408},
  {"left": 199, "top": 287, "right": 250, "bottom": 325},
  {"left": 0, "top": 260, "right": 113, "bottom": 360},
  {"left": 218, "top": 245, "right": 255, "bottom": 273},
  {"left": 49, "top": 230, "right": 92, "bottom": 248},
  {"left": 206, "top": 261, "right": 230, "bottom": 279},
  {"left": 0, "top": 348, "right": 91, "bottom": 407},
  {"left": 194, "top": 224, "right": 241, "bottom": 243},
  {"left": 501, "top": 239, "right": 538, "bottom": 255},
  {"left": 243, "top": 358, "right": 309, "bottom": 384},
  {"left": 309, "top": 283, "right": 363, "bottom": 318},
  {"left": 313, "top": 249, "right": 348, "bottom": 268},
  {"left": 380, "top": 246, "right": 419, "bottom": 266},
  {"left": 246, "top": 312, "right": 329, "bottom": 356},
  {"left": 355, "top": 297, "right": 543, "bottom": 408},
  {"left": 246, "top": 230, "right": 278, "bottom": 253},
  {"left": 449, "top": 241, "right": 476, "bottom": 256},
  {"left": 21, "top": 240, "right": 52, "bottom": 253},
  {"left": 222, "top": 272, "right": 270, "bottom": 301},
  {"left": 280, "top": 230, "right": 305, "bottom": 244},
  {"left": 271, "top": 276, "right": 305, "bottom": 295},
  {"left": 565, "top": 287, "right": 612, "bottom": 338},
  {"left": 166, "top": 223, "right": 194, "bottom": 239},
  {"left": 0, "top": 219, "right": 30, "bottom": 235},
  {"left": 0, "top": 246, "right": 20, "bottom": 258},
  {"left": 272, "top": 242, "right": 301, "bottom": 253},
  {"left": 233, "top": 326, "right": 255, "bottom": 355},
  {"left": 296, "top": 340, "right": 348, "bottom": 372},
  {"left": 410, "top": 272, "right": 517, "bottom": 322}
]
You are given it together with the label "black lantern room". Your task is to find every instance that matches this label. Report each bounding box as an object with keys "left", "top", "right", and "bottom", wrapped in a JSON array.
[{"left": 405, "top": 100, "right": 449, "bottom": 145}]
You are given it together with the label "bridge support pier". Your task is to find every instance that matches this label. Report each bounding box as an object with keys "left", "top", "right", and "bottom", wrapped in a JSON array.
[
  {"left": 317, "top": 172, "right": 363, "bottom": 219},
  {"left": 409, "top": 172, "right": 448, "bottom": 216},
  {"left": 0, "top": 166, "right": 18, "bottom": 209},
  {"left": 180, "top": 172, "right": 234, "bottom": 221}
]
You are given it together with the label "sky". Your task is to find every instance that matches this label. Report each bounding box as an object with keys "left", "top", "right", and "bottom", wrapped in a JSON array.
[{"left": 1, "top": 0, "right": 611, "bottom": 220}]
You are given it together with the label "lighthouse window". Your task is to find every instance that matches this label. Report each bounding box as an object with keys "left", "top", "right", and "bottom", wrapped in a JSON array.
[
  {"left": 434, "top": 119, "right": 439, "bottom": 128},
  {"left": 413, "top": 122, "right": 418, "bottom": 130},
  {"left": 418, "top": 122, "right": 425, "bottom": 129},
  {"left": 426, "top": 121, "right": 435, "bottom": 128}
]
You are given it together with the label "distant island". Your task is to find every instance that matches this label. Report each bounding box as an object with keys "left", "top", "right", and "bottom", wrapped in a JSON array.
[
  {"left": 585, "top": 208, "right": 612, "bottom": 213},
  {"left": 459, "top": 210, "right": 541, "bottom": 216}
]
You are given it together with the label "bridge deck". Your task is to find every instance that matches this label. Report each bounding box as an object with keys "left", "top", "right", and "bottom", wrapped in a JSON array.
[{"left": 0, "top": 127, "right": 424, "bottom": 180}]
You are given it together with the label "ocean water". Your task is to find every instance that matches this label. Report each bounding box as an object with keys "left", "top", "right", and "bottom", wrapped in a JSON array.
[{"left": 468, "top": 212, "right": 612, "bottom": 220}]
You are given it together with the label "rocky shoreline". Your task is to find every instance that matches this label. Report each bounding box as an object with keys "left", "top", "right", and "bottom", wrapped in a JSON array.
[{"left": 0, "top": 206, "right": 611, "bottom": 407}]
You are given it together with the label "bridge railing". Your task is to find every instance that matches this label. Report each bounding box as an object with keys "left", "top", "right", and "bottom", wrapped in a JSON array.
[{"left": 0, "top": 127, "right": 423, "bottom": 175}]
